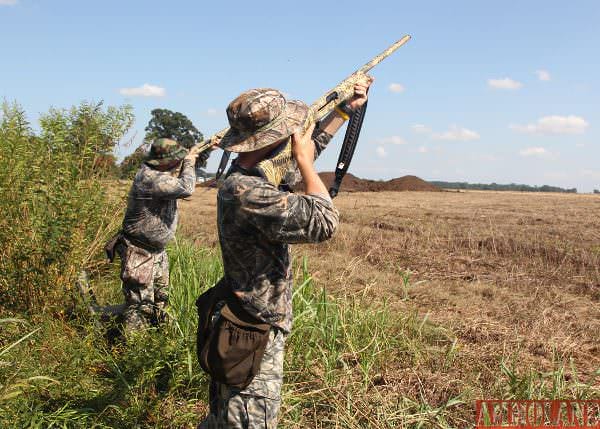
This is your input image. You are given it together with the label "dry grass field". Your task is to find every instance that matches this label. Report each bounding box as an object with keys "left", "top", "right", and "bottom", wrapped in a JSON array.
[{"left": 180, "top": 188, "right": 600, "bottom": 417}]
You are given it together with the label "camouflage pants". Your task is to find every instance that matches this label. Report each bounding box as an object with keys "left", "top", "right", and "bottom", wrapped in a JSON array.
[
  {"left": 121, "top": 249, "right": 169, "bottom": 332},
  {"left": 199, "top": 329, "right": 285, "bottom": 429}
]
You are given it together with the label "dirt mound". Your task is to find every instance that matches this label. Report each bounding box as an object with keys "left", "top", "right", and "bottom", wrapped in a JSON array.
[{"left": 308, "top": 172, "right": 441, "bottom": 193}]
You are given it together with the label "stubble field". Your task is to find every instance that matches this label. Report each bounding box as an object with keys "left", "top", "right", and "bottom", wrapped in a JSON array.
[{"left": 179, "top": 188, "right": 600, "bottom": 423}]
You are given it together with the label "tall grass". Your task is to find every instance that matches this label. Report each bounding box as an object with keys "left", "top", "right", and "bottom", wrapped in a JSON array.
[{"left": 2, "top": 240, "right": 598, "bottom": 428}]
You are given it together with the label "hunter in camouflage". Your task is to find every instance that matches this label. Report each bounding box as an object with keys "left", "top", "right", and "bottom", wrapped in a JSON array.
[
  {"left": 118, "top": 138, "right": 200, "bottom": 332},
  {"left": 199, "top": 81, "right": 372, "bottom": 428}
]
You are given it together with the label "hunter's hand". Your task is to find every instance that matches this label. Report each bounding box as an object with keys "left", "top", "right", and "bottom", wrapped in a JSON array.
[
  {"left": 291, "top": 123, "right": 317, "bottom": 166},
  {"left": 347, "top": 75, "right": 374, "bottom": 111},
  {"left": 184, "top": 145, "right": 200, "bottom": 161},
  {"left": 292, "top": 123, "right": 328, "bottom": 197}
]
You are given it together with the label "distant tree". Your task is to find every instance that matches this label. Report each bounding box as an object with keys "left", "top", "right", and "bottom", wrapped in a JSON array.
[
  {"left": 594, "top": 189, "right": 600, "bottom": 194},
  {"left": 144, "top": 109, "right": 203, "bottom": 148},
  {"left": 429, "top": 180, "right": 577, "bottom": 193}
]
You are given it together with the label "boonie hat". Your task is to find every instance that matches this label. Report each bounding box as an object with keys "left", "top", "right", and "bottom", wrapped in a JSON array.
[
  {"left": 146, "top": 138, "right": 188, "bottom": 167},
  {"left": 219, "top": 88, "right": 309, "bottom": 153}
]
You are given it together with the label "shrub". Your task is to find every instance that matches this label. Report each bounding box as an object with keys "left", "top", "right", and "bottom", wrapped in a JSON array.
[{"left": 0, "top": 100, "right": 133, "bottom": 313}]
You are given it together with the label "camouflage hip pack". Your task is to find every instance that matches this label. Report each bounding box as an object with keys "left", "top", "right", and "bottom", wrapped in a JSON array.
[
  {"left": 196, "top": 279, "right": 271, "bottom": 389},
  {"left": 105, "top": 233, "right": 155, "bottom": 286}
]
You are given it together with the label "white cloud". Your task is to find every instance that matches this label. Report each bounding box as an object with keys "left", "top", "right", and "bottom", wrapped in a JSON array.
[
  {"left": 0, "top": 0, "right": 18, "bottom": 5},
  {"left": 376, "top": 146, "right": 387, "bottom": 157},
  {"left": 433, "top": 125, "right": 480, "bottom": 141},
  {"left": 205, "top": 108, "right": 218, "bottom": 116},
  {"left": 388, "top": 83, "right": 405, "bottom": 93},
  {"left": 372, "top": 135, "right": 407, "bottom": 146},
  {"left": 380, "top": 135, "right": 407, "bottom": 145},
  {"left": 412, "top": 124, "right": 431, "bottom": 134},
  {"left": 417, "top": 146, "right": 428, "bottom": 153},
  {"left": 488, "top": 77, "right": 523, "bottom": 90},
  {"left": 519, "top": 147, "right": 547, "bottom": 157},
  {"left": 536, "top": 70, "right": 551, "bottom": 81},
  {"left": 119, "top": 83, "right": 166, "bottom": 97},
  {"left": 510, "top": 115, "right": 588, "bottom": 135}
]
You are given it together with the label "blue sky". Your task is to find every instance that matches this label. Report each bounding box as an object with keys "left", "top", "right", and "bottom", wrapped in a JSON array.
[{"left": 1, "top": 0, "right": 598, "bottom": 191}]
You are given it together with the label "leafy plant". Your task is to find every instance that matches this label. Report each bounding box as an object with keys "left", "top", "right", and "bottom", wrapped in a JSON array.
[{"left": 0, "top": 100, "right": 131, "bottom": 313}]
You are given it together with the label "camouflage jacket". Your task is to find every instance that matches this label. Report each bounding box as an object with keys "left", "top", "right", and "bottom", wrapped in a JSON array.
[
  {"left": 122, "top": 159, "right": 196, "bottom": 251},
  {"left": 217, "top": 131, "right": 339, "bottom": 333}
]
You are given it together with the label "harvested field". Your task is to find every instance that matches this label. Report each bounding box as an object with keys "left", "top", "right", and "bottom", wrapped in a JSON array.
[{"left": 180, "top": 188, "right": 600, "bottom": 420}]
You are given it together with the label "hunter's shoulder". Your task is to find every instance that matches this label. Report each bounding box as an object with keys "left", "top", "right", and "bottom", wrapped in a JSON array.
[
  {"left": 131, "top": 164, "right": 173, "bottom": 192},
  {"left": 219, "top": 173, "right": 285, "bottom": 207},
  {"left": 220, "top": 173, "right": 276, "bottom": 196},
  {"left": 135, "top": 164, "right": 162, "bottom": 181}
]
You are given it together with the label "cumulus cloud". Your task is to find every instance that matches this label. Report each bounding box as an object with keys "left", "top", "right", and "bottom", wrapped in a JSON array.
[
  {"left": 519, "top": 147, "right": 547, "bottom": 157},
  {"left": 119, "top": 83, "right": 166, "bottom": 97},
  {"left": 0, "top": 0, "right": 18, "bottom": 5},
  {"left": 536, "top": 70, "right": 551, "bottom": 81},
  {"left": 412, "top": 124, "right": 431, "bottom": 134},
  {"left": 488, "top": 77, "right": 523, "bottom": 90},
  {"left": 433, "top": 125, "right": 480, "bottom": 141},
  {"left": 388, "top": 83, "right": 405, "bottom": 93},
  {"left": 205, "top": 108, "right": 218, "bottom": 116},
  {"left": 510, "top": 115, "right": 588, "bottom": 135},
  {"left": 375, "top": 146, "right": 387, "bottom": 157},
  {"left": 417, "top": 146, "right": 428, "bottom": 153},
  {"left": 378, "top": 135, "right": 407, "bottom": 145}
]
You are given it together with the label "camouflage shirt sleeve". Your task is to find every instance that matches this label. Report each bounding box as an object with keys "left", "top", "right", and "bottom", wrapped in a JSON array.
[
  {"left": 241, "top": 179, "right": 339, "bottom": 244},
  {"left": 312, "top": 126, "right": 333, "bottom": 159},
  {"left": 144, "top": 159, "right": 196, "bottom": 199}
]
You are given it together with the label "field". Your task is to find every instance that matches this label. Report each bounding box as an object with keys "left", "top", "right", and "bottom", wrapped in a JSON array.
[
  {"left": 3, "top": 186, "right": 599, "bottom": 428},
  {"left": 179, "top": 188, "right": 600, "bottom": 423}
]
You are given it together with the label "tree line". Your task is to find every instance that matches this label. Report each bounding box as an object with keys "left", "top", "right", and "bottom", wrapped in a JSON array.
[{"left": 429, "top": 181, "right": 578, "bottom": 193}]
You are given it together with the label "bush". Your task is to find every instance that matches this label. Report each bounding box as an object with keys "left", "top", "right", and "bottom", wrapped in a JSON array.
[{"left": 0, "top": 100, "right": 133, "bottom": 313}]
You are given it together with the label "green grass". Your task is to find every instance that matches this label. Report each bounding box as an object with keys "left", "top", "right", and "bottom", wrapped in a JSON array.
[{"left": 1, "top": 240, "right": 598, "bottom": 428}]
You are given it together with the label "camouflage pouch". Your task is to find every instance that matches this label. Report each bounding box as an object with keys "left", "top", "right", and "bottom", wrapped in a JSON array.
[
  {"left": 119, "top": 240, "right": 154, "bottom": 286},
  {"left": 196, "top": 279, "right": 271, "bottom": 389}
]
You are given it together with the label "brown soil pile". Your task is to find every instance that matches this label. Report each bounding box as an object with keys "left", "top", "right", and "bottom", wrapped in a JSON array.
[{"left": 307, "top": 172, "right": 441, "bottom": 192}]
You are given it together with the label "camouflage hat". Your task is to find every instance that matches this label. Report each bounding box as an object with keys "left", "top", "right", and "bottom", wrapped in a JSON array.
[
  {"left": 219, "top": 88, "right": 309, "bottom": 153},
  {"left": 146, "top": 138, "right": 188, "bottom": 167}
]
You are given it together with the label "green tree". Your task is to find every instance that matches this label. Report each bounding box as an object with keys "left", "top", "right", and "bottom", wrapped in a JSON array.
[{"left": 144, "top": 108, "right": 203, "bottom": 148}]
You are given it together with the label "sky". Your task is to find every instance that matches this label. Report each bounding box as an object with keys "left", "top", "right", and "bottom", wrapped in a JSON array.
[{"left": 1, "top": 0, "right": 598, "bottom": 191}]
